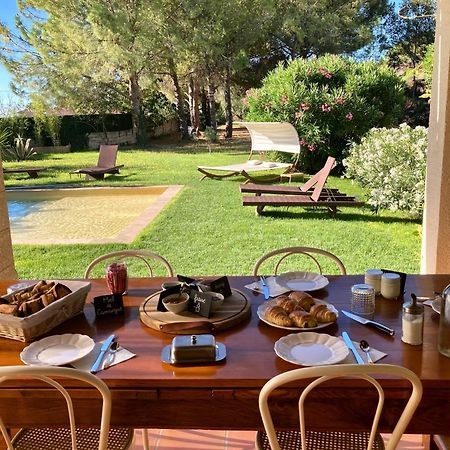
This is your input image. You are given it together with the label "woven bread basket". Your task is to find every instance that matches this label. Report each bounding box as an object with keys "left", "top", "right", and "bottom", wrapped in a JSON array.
[{"left": 0, "top": 280, "right": 91, "bottom": 342}]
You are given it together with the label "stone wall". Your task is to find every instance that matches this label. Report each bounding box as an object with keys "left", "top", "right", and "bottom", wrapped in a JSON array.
[
  {"left": 87, "top": 129, "right": 137, "bottom": 149},
  {"left": 0, "top": 161, "right": 18, "bottom": 280},
  {"left": 33, "top": 144, "right": 71, "bottom": 154}
]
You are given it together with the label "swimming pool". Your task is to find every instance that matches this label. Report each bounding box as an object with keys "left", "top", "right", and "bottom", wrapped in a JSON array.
[{"left": 6, "top": 186, "right": 183, "bottom": 244}]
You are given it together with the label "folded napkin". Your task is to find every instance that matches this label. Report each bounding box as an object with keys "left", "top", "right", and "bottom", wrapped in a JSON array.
[
  {"left": 341, "top": 339, "right": 387, "bottom": 364},
  {"left": 245, "top": 276, "right": 290, "bottom": 298},
  {"left": 72, "top": 340, "right": 135, "bottom": 372}
]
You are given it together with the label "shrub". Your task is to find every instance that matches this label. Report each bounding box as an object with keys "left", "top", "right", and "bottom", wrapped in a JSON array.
[
  {"left": 343, "top": 123, "right": 427, "bottom": 217},
  {"left": 243, "top": 55, "right": 406, "bottom": 172},
  {"left": 3, "top": 135, "right": 37, "bottom": 162}
]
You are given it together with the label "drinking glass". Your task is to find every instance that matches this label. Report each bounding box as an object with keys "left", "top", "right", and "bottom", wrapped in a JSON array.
[{"left": 351, "top": 284, "right": 375, "bottom": 318}]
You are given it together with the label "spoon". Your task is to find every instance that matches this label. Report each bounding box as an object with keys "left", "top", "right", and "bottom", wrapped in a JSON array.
[
  {"left": 359, "top": 340, "right": 374, "bottom": 364},
  {"left": 102, "top": 341, "right": 120, "bottom": 370}
]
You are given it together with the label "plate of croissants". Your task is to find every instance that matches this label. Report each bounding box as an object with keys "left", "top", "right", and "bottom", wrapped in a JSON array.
[{"left": 257, "top": 291, "right": 338, "bottom": 330}]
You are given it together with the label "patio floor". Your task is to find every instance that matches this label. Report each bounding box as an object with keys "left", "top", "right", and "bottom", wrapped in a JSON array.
[{"left": 132, "top": 429, "right": 426, "bottom": 449}]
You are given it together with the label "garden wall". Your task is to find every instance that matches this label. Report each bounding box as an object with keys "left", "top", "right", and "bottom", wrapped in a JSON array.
[{"left": 33, "top": 145, "right": 71, "bottom": 154}]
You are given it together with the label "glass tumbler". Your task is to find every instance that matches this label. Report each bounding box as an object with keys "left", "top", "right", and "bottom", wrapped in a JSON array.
[
  {"left": 351, "top": 284, "right": 375, "bottom": 318},
  {"left": 106, "top": 262, "right": 128, "bottom": 295}
]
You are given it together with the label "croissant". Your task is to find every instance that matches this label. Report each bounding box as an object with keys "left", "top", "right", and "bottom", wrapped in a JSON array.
[
  {"left": 288, "top": 291, "right": 315, "bottom": 312},
  {"left": 309, "top": 304, "right": 337, "bottom": 323},
  {"left": 289, "top": 310, "right": 317, "bottom": 328},
  {"left": 276, "top": 296, "right": 301, "bottom": 314},
  {"left": 265, "top": 306, "right": 293, "bottom": 327}
]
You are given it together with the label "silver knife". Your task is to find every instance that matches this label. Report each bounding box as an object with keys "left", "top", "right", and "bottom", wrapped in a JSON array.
[
  {"left": 341, "top": 310, "right": 395, "bottom": 336},
  {"left": 259, "top": 276, "right": 270, "bottom": 300},
  {"left": 341, "top": 332, "right": 365, "bottom": 364},
  {"left": 90, "top": 334, "right": 116, "bottom": 373}
]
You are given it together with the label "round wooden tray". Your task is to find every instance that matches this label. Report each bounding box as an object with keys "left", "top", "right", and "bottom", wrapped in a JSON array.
[{"left": 139, "top": 289, "right": 251, "bottom": 334}]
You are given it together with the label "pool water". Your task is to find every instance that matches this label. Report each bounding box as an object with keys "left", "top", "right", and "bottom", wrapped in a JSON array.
[{"left": 6, "top": 186, "right": 182, "bottom": 244}]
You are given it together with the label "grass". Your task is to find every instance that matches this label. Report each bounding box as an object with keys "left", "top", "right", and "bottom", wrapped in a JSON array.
[{"left": 3, "top": 134, "right": 422, "bottom": 279}]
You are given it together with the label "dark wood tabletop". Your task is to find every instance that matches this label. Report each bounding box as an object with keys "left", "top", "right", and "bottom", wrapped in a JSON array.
[{"left": 1, "top": 274, "right": 450, "bottom": 433}]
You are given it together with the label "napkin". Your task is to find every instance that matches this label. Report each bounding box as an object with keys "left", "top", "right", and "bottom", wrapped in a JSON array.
[
  {"left": 72, "top": 340, "right": 135, "bottom": 372},
  {"left": 245, "top": 276, "right": 290, "bottom": 298},
  {"left": 341, "top": 339, "right": 387, "bottom": 364}
]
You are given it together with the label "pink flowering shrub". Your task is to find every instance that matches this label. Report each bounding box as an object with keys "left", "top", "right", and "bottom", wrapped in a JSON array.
[{"left": 243, "top": 55, "right": 406, "bottom": 172}]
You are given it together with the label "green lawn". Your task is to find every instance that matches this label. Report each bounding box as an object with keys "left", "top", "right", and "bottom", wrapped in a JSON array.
[{"left": 3, "top": 137, "right": 422, "bottom": 279}]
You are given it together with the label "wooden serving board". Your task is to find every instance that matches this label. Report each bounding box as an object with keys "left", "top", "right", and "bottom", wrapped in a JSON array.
[{"left": 139, "top": 289, "right": 251, "bottom": 334}]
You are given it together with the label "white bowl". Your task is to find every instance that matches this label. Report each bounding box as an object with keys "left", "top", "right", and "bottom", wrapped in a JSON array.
[
  {"left": 209, "top": 293, "right": 224, "bottom": 313},
  {"left": 162, "top": 293, "right": 189, "bottom": 314},
  {"left": 161, "top": 281, "right": 183, "bottom": 290}
]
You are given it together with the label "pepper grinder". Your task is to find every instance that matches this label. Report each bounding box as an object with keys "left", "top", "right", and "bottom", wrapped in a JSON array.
[{"left": 401, "top": 293, "right": 424, "bottom": 345}]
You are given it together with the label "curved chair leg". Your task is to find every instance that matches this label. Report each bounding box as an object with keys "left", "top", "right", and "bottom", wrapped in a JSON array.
[
  {"left": 197, "top": 167, "right": 240, "bottom": 180},
  {"left": 142, "top": 428, "right": 150, "bottom": 450}
]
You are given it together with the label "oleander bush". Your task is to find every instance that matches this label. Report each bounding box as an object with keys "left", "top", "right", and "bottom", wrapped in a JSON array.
[
  {"left": 343, "top": 123, "right": 427, "bottom": 217},
  {"left": 243, "top": 55, "right": 406, "bottom": 172}
]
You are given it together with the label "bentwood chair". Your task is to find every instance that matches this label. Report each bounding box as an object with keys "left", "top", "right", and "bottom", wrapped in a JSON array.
[
  {"left": 84, "top": 249, "right": 174, "bottom": 278},
  {"left": 252, "top": 246, "right": 347, "bottom": 276},
  {"left": 0, "top": 366, "right": 133, "bottom": 450},
  {"left": 257, "top": 364, "right": 423, "bottom": 450}
]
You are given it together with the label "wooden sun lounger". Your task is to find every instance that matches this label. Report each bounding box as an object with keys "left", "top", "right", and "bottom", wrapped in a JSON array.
[
  {"left": 241, "top": 156, "right": 364, "bottom": 215},
  {"left": 70, "top": 144, "right": 124, "bottom": 180},
  {"left": 2, "top": 167, "right": 47, "bottom": 179}
]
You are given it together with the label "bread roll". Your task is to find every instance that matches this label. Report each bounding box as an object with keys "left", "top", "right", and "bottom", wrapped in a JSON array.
[
  {"left": 289, "top": 310, "right": 317, "bottom": 328},
  {"left": 264, "top": 305, "right": 293, "bottom": 327},
  {"left": 0, "top": 304, "right": 17, "bottom": 315},
  {"left": 288, "top": 291, "right": 315, "bottom": 311},
  {"left": 310, "top": 304, "right": 337, "bottom": 323}
]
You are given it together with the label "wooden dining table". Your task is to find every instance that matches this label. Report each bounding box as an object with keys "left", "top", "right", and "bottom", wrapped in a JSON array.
[{"left": 1, "top": 274, "right": 450, "bottom": 435}]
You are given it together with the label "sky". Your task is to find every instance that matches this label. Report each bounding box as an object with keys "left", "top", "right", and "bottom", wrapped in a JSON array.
[{"left": 0, "top": 0, "right": 19, "bottom": 105}]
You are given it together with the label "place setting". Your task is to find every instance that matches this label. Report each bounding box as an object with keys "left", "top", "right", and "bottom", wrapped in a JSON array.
[{"left": 245, "top": 271, "right": 329, "bottom": 299}]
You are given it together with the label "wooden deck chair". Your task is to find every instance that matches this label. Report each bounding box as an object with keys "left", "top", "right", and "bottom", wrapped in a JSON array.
[
  {"left": 70, "top": 144, "right": 124, "bottom": 180},
  {"left": 241, "top": 156, "right": 364, "bottom": 215},
  {"left": 197, "top": 122, "right": 302, "bottom": 183}
]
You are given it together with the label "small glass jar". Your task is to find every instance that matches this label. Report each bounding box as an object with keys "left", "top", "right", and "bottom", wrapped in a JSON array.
[
  {"left": 381, "top": 273, "right": 401, "bottom": 299},
  {"left": 402, "top": 294, "right": 424, "bottom": 345},
  {"left": 351, "top": 284, "right": 375, "bottom": 317},
  {"left": 106, "top": 262, "right": 128, "bottom": 295},
  {"left": 365, "top": 269, "right": 383, "bottom": 294}
]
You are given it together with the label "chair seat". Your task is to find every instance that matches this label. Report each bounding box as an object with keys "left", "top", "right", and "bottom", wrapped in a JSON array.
[
  {"left": 256, "top": 430, "right": 385, "bottom": 450},
  {"left": 12, "top": 427, "right": 134, "bottom": 450}
]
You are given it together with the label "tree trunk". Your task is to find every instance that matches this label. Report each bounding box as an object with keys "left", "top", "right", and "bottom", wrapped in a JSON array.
[
  {"left": 168, "top": 58, "right": 189, "bottom": 140},
  {"left": 201, "top": 88, "right": 210, "bottom": 128},
  {"left": 224, "top": 65, "right": 233, "bottom": 138},
  {"left": 129, "top": 72, "right": 148, "bottom": 147},
  {"left": 207, "top": 73, "right": 217, "bottom": 132},
  {"left": 188, "top": 75, "right": 200, "bottom": 130}
]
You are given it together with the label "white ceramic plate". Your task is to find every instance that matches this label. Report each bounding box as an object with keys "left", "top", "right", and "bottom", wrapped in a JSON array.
[
  {"left": 20, "top": 334, "right": 95, "bottom": 366},
  {"left": 257, "top": 298, "right": 338, "bottom": 331},
  {"left": 274, "top": 332, "right": 349, "bottom": 366},
  {"left": 432, "top": 297, "right": 442, "bottom": 314},
  {"left": 275, "top": 272, "right": 329, "bottom": 291}
]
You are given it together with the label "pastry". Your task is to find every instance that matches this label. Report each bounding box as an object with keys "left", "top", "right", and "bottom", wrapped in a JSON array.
[
  {"left": 310, "top": 304, "right": 337, "bottom": 323},
  {"left": 289, "top": 310, "right": 317, "bottom": 328},
  {"left": 0, "top": 304, "right": 17, "bottom": 315},
  {"left": 288, "top": 291, "right": 315, "bottom": 311},
  {"left": 276, "top": 296, "right": 301, "bottom": 314},
  {"left": 264, "top": 305, "right": 293, "bottom": 327}
]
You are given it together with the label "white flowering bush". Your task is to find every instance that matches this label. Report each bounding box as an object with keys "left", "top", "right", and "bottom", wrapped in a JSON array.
[{"left": 343, "top": 124, "right": 427, "bottom": 217}]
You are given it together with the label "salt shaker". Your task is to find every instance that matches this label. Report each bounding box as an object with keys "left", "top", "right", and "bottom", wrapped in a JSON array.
[
  {"left": 365, "top": 269, "right": 383, "bottom": 294},
  {"left": 401, "top": 293, "right": 424, "bottom": 345},
  {"left": 381, "top": 273, "right": 401, "bottom": 299}
]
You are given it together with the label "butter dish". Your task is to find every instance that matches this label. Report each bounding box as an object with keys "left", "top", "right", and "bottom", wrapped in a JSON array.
[{"left": 161, "top": 334, "right": 226, "bottom": 364}]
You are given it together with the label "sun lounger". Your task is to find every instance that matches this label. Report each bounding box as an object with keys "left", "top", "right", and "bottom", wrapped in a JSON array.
[
  {"left": 70, "top": 144, "right": 124, "bottom": 180},
  {"left": 241, "top": 156, "right": 364, "bottom": 215},
  {"left": 198, "top": 122, "right": 302, "bottom": 183},
  {"left": 2, "top": 167, "right": 47, "bottom": 179}
]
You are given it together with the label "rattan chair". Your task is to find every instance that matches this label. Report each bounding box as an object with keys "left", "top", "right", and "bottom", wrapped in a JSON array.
[
  {"left": 257, "top": 364, "right": 423, "bottom": 450},
  {"left": 0, "top": 365, "right": 133, "bottom": 450},
  {"left": 84, "top": 249, "right": 174, "bottom": 278},
  {"left": 252, "top": 246, "right": 347, "bottom": 276}
]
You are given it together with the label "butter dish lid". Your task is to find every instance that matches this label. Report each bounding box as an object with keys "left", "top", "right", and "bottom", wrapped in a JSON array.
[{"left": 172, "top": 334, "right": 215, "bottom": 349}]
